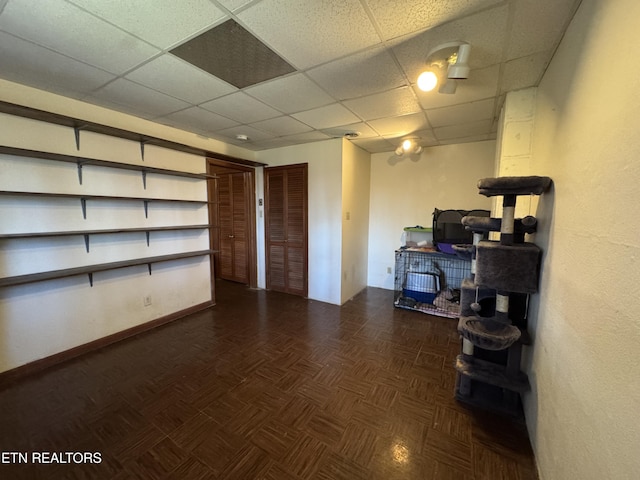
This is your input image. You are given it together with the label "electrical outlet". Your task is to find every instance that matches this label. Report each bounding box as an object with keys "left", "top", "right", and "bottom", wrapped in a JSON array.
[
  {"left": 143, "top": 295, "right": 152, "bottom": 306},
  {"left": 387, "top": 267, "right": 392, "bottom": 274}
]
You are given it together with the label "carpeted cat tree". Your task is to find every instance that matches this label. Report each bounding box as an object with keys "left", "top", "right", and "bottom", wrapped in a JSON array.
[{"left": 454, "top": 175, "right": 551, "bottom": 416}]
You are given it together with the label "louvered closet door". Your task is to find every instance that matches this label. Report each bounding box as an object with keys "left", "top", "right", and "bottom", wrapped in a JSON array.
[
  {"left": 218, "top": 172, "right": 248, "bottom": 283},
  {"left": 265, "top": 164, "right": 307, "bottom": 297}
]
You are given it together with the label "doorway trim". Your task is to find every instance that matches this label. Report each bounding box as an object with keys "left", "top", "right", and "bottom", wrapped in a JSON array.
[{"left": 207, "top": 157, "right": 258, "bottom": 289}]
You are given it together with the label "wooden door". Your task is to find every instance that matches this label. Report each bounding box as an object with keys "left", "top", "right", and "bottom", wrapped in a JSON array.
[
  {"left": 217, "top": 172, "right": 248, "bottom": 283},
  {"left": 265, "top": 164, "right": 307, "bottom": 296},
  {"left": 207, "top": 159, "right": 257, "bottom": 287}
]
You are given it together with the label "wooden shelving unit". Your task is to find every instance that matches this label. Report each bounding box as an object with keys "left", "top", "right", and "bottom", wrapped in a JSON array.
[
  {"left": 0, "top": 250, "right": 215, "bottom": 288},
  {"left": 0, "top": 190, "right": 207, "bottom": 219},
  {"left": 0, "top": 225, "right": 211, "bottom": 252},
  {"left": 0, "top": 104, "right": 220, "bottom": 290},
  {"left": 0, "top": 145, "right": 213, "bottom": 186}
]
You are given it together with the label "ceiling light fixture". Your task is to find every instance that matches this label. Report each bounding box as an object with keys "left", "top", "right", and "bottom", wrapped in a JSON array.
[
  {"left": 395, "top": 138, "right": 423, "bottom": 156},
  {"left": 416, "top": 41, "right": 471, "bottom": 94}
]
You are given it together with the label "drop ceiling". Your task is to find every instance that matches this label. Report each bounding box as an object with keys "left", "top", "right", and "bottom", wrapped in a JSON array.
[{"left": 0, "top": 0, "right": 581, "bottom": 154}]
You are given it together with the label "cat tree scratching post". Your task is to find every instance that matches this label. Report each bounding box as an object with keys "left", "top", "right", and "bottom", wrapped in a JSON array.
[{"left": 454, "top": 176, "right": 551, "bottom": 416}]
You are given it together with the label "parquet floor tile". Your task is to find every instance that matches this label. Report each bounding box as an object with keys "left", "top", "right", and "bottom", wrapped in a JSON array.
[{"left": 0, "top": 280, "right": 537, "bottom": 479}]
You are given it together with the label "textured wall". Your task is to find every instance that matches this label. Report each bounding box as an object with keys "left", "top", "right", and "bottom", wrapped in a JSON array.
[
  {"left": 367, "top": 141, "right": 495, "bottom": 289},
  {"left": 341, "top": 139, "right": 371, "bottom": 304},
  {"left": 256, "top": 139, "right": 344, "bottom": 305},
  {"left": 0, "top": 112, "right": 212, "bottom": 373},
  {"left": 524, "top": 0, "right": 640, "bottom": 478}
]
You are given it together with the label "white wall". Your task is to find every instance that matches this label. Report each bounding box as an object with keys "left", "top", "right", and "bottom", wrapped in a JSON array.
[
  {"left": 0, "top": 113, "right": 212, "bottom": 373},
  {"left": 367, "top": 141, "right": 496, "bottom": 289},
  {"left": 255, "top": 139, "right": 344, "bottom": 305},
  {"left": 524, "top": 1, "right": 640, "bottom": 478},
  {"left": 341, "top": 139, "right": 371, "bottom": 304}
]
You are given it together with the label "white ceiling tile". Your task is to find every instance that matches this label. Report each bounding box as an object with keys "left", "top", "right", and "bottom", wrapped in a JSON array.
[
  {"left": 412, "top": 128, "right": 438, "bottom": 145},
  {"left": 0, "top": 31, "right": 114, "bottom": 97},
  {"left": 366, "top": 0, "right": 503, "bottom": 41},
  {"left": 0, "top": 0, "right": 159, "bottom": 75},
  {"left": 344, "top": 87, "right": 422, "bottom": 121},
  {"left": 237, "top": 0, "right": 380, "bottom": 69},
  {"left": 433, "top": 119, "right": 493, "bottom": 140},
  {"left": 280, "top": 131, "right": 332, "bottom": 143},
  {"left": 307, "top": 46, "right": 406, "bottom": 100},
  {"left": 125, "top": 55, "right": 237, "bottom": 104},
  {"left": 69, "top": 0, "right": 227, "bottom": 50},
  {"left": 158, "top": 106, "right": 239, "bottom": 135},
  {"left": 321, "top": 122, "right": 379, "bottom": 139},
  {"left": 251, "top": 137, "right": 302, "bottom": 150},
  {"left": 292, "top": 103, "right": 360, "bottom": 130},
  {"left": 245, "top": 74, "right": 334, "bottom": 114},
  {"left": 215, "top": 0, "right": 254, "bottom": 13},
  {"left": 500, "top": 52, "right": 550, "bottom": 94},
  {"left": 367, "top": 112, "right": 430, "bottom": 137},
  {"left": 89, "top": 79, "right": 191, "bottom": 118},
  {"left": 0, "top": 0, "right": 579, "bottom": 154},
  {"left": 349, "top": 137, "right": 396, "bottom": 153},
  {"left": 392, "top": 4, "right": 509, "bottom": 84},
  {"left": 251, "top": 130, "right": 331, "bottom": 150},
  {"left": 439, "top": 134, "right": 494, "bottom": 145},
  {"left": 250, "top": 116, "right": 313, "bottom": 136},
  {"left": 201, "top": 92, "right": 281, "bottom": 123},
  {"left": 416, "top": 64, "right": 500, "bottom": 110},
  {"left": 507, "top": 0, "right": 580, "bottom": 60},
  {"left": 215, "top": 124, "right": 275, "bottom": 143},
  {"left": 427, "top": 98, "right": 495, "bottom": 128}
]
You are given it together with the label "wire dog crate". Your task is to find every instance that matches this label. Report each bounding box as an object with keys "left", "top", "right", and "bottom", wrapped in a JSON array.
[{"left": 394, "top": 248, "right": 471, "bottom": 318}]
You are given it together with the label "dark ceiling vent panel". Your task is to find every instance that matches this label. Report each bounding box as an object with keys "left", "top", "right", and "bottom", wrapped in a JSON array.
[{"left": 170, "top": 20, "right": 296, "bottom": 89}]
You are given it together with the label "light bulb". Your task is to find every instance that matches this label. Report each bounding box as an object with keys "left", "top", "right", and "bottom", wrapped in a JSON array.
[
  {"left": 417, "top": 71, "right": 438, "bottom": 92},
  {"left": 402, "top": 139, "right": 413, "bottom": 151}
]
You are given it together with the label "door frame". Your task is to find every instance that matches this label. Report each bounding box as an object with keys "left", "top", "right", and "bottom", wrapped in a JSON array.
[
  {"left": 207, "top": 157, "right": 258, "bottom": 289},
  {"left": 264, "top": 163, "right": 308, "bottom": 297}
]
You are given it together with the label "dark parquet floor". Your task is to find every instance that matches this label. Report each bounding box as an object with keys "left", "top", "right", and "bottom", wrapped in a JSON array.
[{"left": 0, "top": 281, "right": 537, "bottom": 479}]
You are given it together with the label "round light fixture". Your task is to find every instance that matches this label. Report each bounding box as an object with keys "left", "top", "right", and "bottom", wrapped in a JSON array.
[
  {"left": 395, "top": 138, "right": 423, "bottom": 156},
  {"left": 417, "top": 71, "right": 438, "bottom": 92}
]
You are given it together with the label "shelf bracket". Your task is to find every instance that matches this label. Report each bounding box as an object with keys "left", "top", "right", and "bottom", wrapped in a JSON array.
[
  {"left": 84, "top": 234, "right": 90, "bottom": 253},
  {"left": 88, "top": 272, "right": 94, "bottom": 287},
  {"left": 77, "top": 162, "right": 84, "bottom": 185},
  {"left": 140, "top": 139, "right": 146, "bottom": 161},
  {"left": 147, "top": 263, "right": 152, "bottom": 275},
  {"left": 74, "top": 126, "right": 81, "bottom": 150},
  {"left": 143, "top": 200, "right": 149, "bottom": 218},
  {"left": 141, "top": 170, "right": 147, "bottom": 189},
  {"left": 80, "top": 198, "right": 87, "bottom": 219},
  {"left": 145, "top": 231, "right": 150, "bottom": 246}
]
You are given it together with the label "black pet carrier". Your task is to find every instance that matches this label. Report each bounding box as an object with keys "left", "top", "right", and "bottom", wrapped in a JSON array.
[{"left": 432, "top": 208, "right": 490, "bottom": 254}]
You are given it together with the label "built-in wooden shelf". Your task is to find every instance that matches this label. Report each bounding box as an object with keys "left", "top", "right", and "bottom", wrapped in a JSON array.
[
  {"left": 0, "top": 225, "right": 211, "bottom": 252},
  {"left": 0, "top": 249, "right": 216, "bottom": 288},
  {"left": 0, "top": 190, "right": 207, "bottom": 219},
  {"left": 0, "top": 102, "right": 223, "bottom": 293},
  {"left": 0, "top": 190, "right": 207, "bottom": 204},
  {"left": 0, "top": 100, "right": 266, "bottom": 167},
  {"left": 0, "top": 145, "right": 215, "bottom": 186}
]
